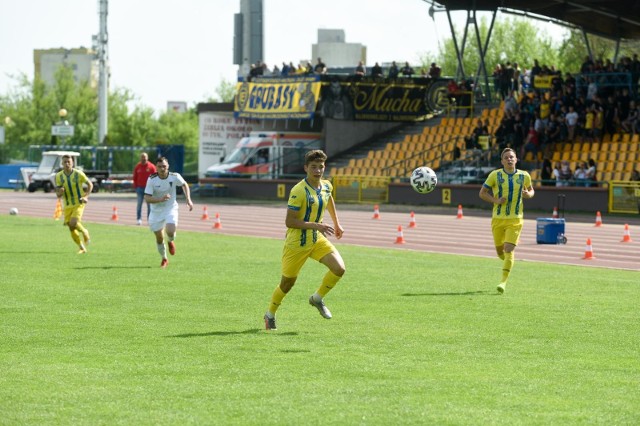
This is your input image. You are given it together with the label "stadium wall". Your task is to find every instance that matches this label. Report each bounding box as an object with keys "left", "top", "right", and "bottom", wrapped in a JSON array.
[{"left": 197, "top": 179, "right": 609, "bottom": 214}]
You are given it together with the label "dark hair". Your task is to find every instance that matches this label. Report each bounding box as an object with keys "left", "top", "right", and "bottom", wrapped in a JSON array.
[
  {"left": 304, "top": 150, "right": 327, "bottom": 165},
  {"left": 156, "top": 156, "right": 168, "bottom": 165}
]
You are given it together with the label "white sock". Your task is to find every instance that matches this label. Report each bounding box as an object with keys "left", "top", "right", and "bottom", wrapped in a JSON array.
[{"left": 157, "top": 243, "right": 167, "bottom": 258}]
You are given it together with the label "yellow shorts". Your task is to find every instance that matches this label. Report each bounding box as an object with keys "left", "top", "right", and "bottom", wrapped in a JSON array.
[
  {"left": 63, "top": 204, "right": 86, "bottom": 225},
  {"left": 281, "top": 236, "right": 336, "bottom": 278},
  {"left": 491, "top": 218, "right": 523, "bottom": 248}
]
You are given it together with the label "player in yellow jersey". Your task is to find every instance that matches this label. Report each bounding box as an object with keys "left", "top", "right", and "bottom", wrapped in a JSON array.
[
  {"left": 479, "top": 148, "right": 534, "bottom": 294},
  {"left": 264, "top": 150, "right": 345, "bottom": 330},
  {"left": 55, "top": 155, "right": 93, "bottom": 253}
]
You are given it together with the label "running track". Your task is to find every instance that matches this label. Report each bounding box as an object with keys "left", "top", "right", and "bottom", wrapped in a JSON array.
[{"left": 2, "top": 191, "right": 639, "bottom": 271}]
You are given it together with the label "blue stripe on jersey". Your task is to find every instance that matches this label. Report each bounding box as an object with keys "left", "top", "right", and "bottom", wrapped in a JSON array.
[
  {"left": 496, "top": 171, "right": 505, "bottom": 216},
  {"left": 506, "top": 171, "right": 514, "bottom": 216},
  {"left": 515, "top": 172, "right": 524, "bottom": 216}
]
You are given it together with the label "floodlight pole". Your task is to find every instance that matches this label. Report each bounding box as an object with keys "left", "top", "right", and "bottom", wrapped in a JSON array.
[{"left": 97, "top": 0, "right": 109, "bottom": 145}]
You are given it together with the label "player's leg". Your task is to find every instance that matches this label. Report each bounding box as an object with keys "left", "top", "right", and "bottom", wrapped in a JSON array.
[
  {"left": 149, "top": 215, "right": 168, "bottom": 266},
  {"left": 498, "top": 221, "right": 522, "bottom": 293},
  {"left": 264, "top": 246, "right": 307, "bottom": 330},
  {"left": 73, "top": 205, "right": 89, "bottom": 245},
  {"left": 309, "top": 240, "right": 345, "bottom": 319},
  {"left": 491, "top": 220, "right": 506, "bottom": 260},
  {"left": 164, "top": 210, "right": 178, "bottom": 255},
  {"left": 135, "top": 187, "right": 144, "bottom": 224},
  {"left": 67, "top": 214, "right": 86, "bottom": 253}
]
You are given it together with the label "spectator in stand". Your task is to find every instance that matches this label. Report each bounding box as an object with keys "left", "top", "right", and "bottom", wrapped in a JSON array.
[
  {"left": 428, "top": 62, "right": 441, "bottom": 79},
  {"left": 541, "top": 158, "right": 553, "bottom": 186},
  {"left": 314, "top": 58, "right": 327, "bottom": 75},
  {"left": 500, "top": 62, "right": 514, "bottom": 100},
  {"left": 530, "top": 59, "right": 542, "bottom": 90},
  {"left": 543, "top": 113, "right": 561, "bottom": 156},
  {"left": 621, "top": 100, "right": 638, "bottom": 134},
  {"left": 565, "top": 105, "right": 579, "bottom": 141},
  {"left": 447, "top": 79, "right": 460, "bottom": 110},
  {"left": 586, "top": 158, "right": 598, "bottom": 187},
  {"left": 631, "top": 169, "right": 640, "bottom": 181},
  {"left": 574, "top": 162, "right": 588, "bottom": 187},
  {"left": 388, "top": 61, "right": 399, "bottom": 79},
  {"left": 522, "top": 123, "right": 540, "bottom": 161},
  {"left": 354, "top": 61, "right": 366, "bottom": 79},
  {"left": 281, "top": 62, "right": 291, "bottom": 76},
  {"left": 512, "top": 63, "right": 521, "bottom": 94},
  {"left": 583, "top": 105, "right": 595, "bottom": 142},
  {"left": 558, "top": 160, "right": 573, "bottom": 186},
  {"left": 371, "top": 62, "right": 383, "bottom": 78},
  {"left": 504, "top": 90, "right": 519, "bottom": 116},
  {"left": 133, "top": 152, "right": 157, "bottom": 226},
  {"left": 492, "top": 64, "right": 502, "bottom": 100},
  {"left": 593, "top": 104, "right": 604, "bottom": 141},
  {"left": 401, "top": 62, "right": 414, "bottom": 77},
  {"left": 465, "top": 119, "right": 489, "bottom": 150}
]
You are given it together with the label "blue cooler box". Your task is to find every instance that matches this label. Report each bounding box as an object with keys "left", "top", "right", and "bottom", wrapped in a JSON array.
[{"left": 536, "top": 218, "right": 566, "bottom": 244}]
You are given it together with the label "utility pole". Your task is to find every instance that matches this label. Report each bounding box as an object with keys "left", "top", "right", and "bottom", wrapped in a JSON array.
[{"left": 94, "top": 0, "right": 109, "bottom": 144}]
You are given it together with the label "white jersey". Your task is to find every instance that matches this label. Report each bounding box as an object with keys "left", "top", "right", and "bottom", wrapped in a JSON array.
[{"left": 145, "top": 172, "right": 187, "bottom": 217}]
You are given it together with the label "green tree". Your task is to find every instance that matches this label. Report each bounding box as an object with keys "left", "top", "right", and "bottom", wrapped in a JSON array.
[{"left": 209, "top": 78, "right": 236, "bottom": 103}]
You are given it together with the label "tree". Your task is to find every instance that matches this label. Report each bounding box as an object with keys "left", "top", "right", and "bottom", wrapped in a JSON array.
[{"left": 209, "top": 78, "right": 236, "bottom": 103}]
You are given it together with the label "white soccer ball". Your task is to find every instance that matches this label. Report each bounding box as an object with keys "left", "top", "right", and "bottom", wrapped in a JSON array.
[
  {"left": 9, "top": 207, "right": 19, "bottom": 215},
  {"left": 410, "top": 166, "right": 438, "bottom": 194}
]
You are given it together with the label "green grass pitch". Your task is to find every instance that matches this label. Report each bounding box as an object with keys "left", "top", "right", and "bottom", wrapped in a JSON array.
[{"left": 1, "top": 216, "right": 638, "bottom": 425}]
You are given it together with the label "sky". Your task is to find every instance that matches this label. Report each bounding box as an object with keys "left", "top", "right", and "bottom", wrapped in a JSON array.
[{"left": 0, "top": 0, "right": 566, "bottom": 114}]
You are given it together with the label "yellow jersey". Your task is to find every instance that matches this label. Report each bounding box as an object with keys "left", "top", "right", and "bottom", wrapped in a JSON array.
[
  {"left": 482, "top": 168, "right": 531, "bottom": 219},
  {"left": 285, "top": 178, "right": 333, "bottom": 247},
  {"left": 55, "top": 169, "right": 90, "bottom": 207}
]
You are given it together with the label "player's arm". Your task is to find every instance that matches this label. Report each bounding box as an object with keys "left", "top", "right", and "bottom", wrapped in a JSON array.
[
  {"left": 523, "top": 184, "right": 535, "bottom": 199},
  {"left": 285, "top": 207, "right": 336, "bottom": 236},
  {"left": 326, "top": 195, "right": 343, "bottom": 239},
  {"left": 81, "top": 178, "right": 93, "bottom": 203},
  {"left": 181, "top": 182, "right": 194, "bottom": 211},
  {"left": 479, "top": 185, "right": 506, "bottom": 205}
]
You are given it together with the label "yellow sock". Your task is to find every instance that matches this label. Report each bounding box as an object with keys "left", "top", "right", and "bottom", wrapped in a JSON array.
[
  {"left": 70, "top": 229, "right": 81, "bottom": 245},
  {"left": 267, "top": 286, "right": 286, "bottom": 315},
  {"left": 316, "top": 270, "right": 341, "bottom": 298},
  {"left": 501, "top": 251, "right": 514, "bottom": 283}
]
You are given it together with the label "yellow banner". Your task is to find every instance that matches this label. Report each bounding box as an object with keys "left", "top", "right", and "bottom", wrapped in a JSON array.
[
  {"left": 534, "top": 75, "right": 553, "bottom": 89},
  {"left": 234, "top": 77, "right": 321, "bottom": 119}
]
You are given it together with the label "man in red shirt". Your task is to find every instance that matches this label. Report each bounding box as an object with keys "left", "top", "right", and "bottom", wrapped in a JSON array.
[{"left": 133, "top": 152, "right": 157, "bottom": 225}]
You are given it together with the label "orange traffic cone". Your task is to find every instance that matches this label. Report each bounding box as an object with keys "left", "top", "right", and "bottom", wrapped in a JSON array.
[
  {"left": 582, "top": 238, "right": 595, "bottom": 259},
  {"left": 111, "top": 205, "right": 119, "bottom": 221},
  {"left": 408, "top": 211, "right": 417, "bottom": 228},
  {"left": 213, "top": 212, "right": 222, "bottom": 229},
  {"left": 394, "top": 225, "right": 405, "bottom": 244},
  {"left": 552, "top": 206, "right": 559, "bottom": 219},
  {"left": 621, "top": 224, "right": 632, "bottom": 242},
  {"left": 456, "top": 204, "right": 464, "bottom": 219},
  {"left": 594, "top": 211, "right": 603, "bottom": 227},
  {"left": 372, "top": 204, "right": 381, "bottom": 219},
  {"left": 53, "top": 199, "right": 62, "bottom": 220},
  {"left": 201, "top": 206, "right": 210, "bottom": 220}
]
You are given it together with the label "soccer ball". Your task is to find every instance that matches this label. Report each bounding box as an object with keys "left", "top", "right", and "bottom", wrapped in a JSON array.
[
  {"left": 9, "top": 207, "right": 19, "bottom": 215},
  {"left": 410, "top": 167, "right": 438, "bottom": 194}
]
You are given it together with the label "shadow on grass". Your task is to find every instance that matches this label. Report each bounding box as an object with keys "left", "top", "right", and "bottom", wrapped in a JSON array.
[
  {"left": 73, "top": 266, "right": 154, "bottom": 270},
  {"left": 167, "top": 329, "right": 299, "bottom": 338},
  {"left": 402, "top": 290, "right": 493, "bottom": 297}
]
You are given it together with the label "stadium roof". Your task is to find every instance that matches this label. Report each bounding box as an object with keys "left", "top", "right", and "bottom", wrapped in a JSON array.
[{"left": 431, "top": 1, "right": 640, "bottom": 41}]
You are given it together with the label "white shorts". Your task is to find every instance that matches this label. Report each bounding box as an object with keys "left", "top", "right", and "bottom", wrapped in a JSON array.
[{"left": 148, "top": 206, "right": 179, "bottom": 232}]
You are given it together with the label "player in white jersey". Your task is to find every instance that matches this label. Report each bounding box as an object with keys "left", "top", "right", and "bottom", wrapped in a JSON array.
[{"left": 144, "top": 157, "right": 193, "bottom": 268}]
